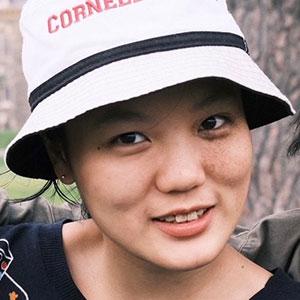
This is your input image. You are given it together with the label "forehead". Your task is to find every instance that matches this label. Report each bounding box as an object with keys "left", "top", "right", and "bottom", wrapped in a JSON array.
[{"left": 80, "top": 79, "right": 241, "bottom": 123}]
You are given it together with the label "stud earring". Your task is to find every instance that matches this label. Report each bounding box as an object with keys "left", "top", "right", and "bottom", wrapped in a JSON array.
[{"left": 61, "top": 175, "right": 66, "bottom": 180}]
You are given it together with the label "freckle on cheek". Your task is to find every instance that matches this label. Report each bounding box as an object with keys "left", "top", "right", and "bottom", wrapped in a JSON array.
[{"left": 207, "top": 152, "right": 252, "bottom": 188}]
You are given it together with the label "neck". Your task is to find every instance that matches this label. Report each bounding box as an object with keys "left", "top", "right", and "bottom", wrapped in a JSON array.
[
  {"left": 101, "top": 240, "right": 208, "bottom": 299},
  {"left": 63, "top": 220, "right": 271, "bottom": 300}
]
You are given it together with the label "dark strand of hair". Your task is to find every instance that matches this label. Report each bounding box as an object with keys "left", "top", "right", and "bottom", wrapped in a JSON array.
[{"left": 287, "top": 112, "right": 300, "bottom": 157}]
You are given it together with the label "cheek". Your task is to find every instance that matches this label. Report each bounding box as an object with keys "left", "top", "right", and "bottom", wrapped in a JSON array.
[
  {"left": 73, "top": 153, "right": 152, "bottom": 213},
  {"left": 205, "top": 130, "right": 253, "bottom": 206}
]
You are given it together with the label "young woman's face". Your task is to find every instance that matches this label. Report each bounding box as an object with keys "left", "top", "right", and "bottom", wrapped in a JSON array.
[{"left": 62, "top": 79, "right": 253, "bottom": 271}]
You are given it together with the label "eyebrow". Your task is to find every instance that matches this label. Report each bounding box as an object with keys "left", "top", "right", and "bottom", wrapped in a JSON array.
[
  {"left": 96, "top": 107, "right": 151, "bottom": 125},
  {"left": 191, "top": 92, "right": 238, "bottom": 111}
]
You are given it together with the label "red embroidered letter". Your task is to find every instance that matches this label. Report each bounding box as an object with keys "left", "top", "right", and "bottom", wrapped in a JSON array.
[
  {"left": 60, "top": 10, "right": 73, "bottom": 28},
  {"left": 119, "top": 0, "right": 131, "bottom": 6},
  {"left": 104, "top": 0, "right": 117, "bottom": 10},
  {"left": 73, "top": 5, "right": 87, "bottom": 22},
  {"left": 86, "top": 0, "right": 103, "bottom": 15},
  {"left": 48, "top": 15, "right": 59, "bottom": 34}
]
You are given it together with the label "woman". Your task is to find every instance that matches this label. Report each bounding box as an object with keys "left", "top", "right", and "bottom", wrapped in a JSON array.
[{"left": 1, "top": 0, "right": 300, "bottom": 299}]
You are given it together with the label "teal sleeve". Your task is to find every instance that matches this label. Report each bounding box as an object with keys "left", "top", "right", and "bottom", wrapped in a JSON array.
[
  {"left": 0, "top": 189, "right": 81, "bottom": 225},
  {"left": 230, "top": 209, "right": 300, "bottom": 281}
]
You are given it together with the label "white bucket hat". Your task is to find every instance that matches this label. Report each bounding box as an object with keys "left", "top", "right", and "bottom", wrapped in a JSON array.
[{"left": 5, "top": 0, "right": 295, "bottom": 180}]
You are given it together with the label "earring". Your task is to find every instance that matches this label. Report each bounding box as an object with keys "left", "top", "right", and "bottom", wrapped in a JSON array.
[{"left": 61, "top": 175, "right": 66, "bottom": 180}]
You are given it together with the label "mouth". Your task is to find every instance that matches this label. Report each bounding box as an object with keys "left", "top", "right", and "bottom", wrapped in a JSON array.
[
  {"left": 153, "top": 208, "right": 210, "bottom": 224},
  {"left": 152, "top": 206, "right": 214, "bottom": 238}
]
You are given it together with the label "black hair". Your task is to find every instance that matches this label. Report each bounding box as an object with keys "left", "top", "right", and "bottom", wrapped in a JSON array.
[
  {"left": 0, "top": 172, "right": 90, "bottom": 219},
  {"left": 287, "top": 111, "right": 300, "bottom": 157}
]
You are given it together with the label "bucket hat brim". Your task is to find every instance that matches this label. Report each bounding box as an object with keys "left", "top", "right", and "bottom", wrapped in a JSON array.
[{"left": 5, "top": 44, "right": 294, "bottom": 179}]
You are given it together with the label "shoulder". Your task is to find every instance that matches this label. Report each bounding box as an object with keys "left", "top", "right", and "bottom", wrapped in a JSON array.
[
  {"left": 233, "top": 209, "right": 300, "bottom": 254},
  {"left": 0, "top": 222, "right": 69, "bottom": 299},
  {"left": 231, "top": 209, "right": 300, "bottom": 280},
  {"left": 0, "top": 222, "right": 65, "bottom": 274},
  {"left": 0, "top": 223, "right": 47, "bottom": 297},
  {"left": 0, "top": 194, "right": 81, "bottom": 225},
  {"left": 0, "top": 221, "right": 63, "bottom": 242},
  {"left": 0, "top": 221, "right": 85, "bottom": 299},
  {"left": 250, "top": 269, "right": 300, "bottom": 299}
]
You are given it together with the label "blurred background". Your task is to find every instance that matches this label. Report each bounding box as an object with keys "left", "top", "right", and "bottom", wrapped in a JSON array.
[{"left": 0, "top": 0, "right": 299, "bottom": 226}]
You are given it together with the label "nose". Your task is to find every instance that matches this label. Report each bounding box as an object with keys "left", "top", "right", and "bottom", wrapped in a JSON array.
[{"left": 155, "top": 139, "right": 206, "bottom": 194}]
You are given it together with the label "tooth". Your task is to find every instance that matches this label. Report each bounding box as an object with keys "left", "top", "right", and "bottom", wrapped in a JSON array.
[
  {"left": 197, "top": 209, "right": 205, "bottom": 217},
  {"left": 187, "top": 211, "right": 198, "bottom": 221},
  {"left": 175, "top": 214, "right": 187, "bottom": 223},
  {"left": 158, "top": 217, "right": 165, "bottom": 221},
  {"left": 165, "top": 215, "right": 175, "bottom": 222}
]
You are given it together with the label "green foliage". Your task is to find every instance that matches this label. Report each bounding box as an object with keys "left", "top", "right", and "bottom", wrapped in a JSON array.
[{"left": 0, "top": 130, "right": 16, "bottom": 148}]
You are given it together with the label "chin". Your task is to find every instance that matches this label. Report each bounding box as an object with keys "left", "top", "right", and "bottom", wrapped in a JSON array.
[
  {"left": 143, "top": 245, "right": 222, "bottom": 273},
  {"left": 160, "top": 259, "right": 212, "bottom": 273},
  {"left": 151, "top": 257, "right": 216, "bottom": 274}
]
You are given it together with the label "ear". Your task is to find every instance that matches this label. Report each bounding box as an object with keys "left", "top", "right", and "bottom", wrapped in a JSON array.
[{"left": 44, "top": 138, "right": 75, "bottom": 185}]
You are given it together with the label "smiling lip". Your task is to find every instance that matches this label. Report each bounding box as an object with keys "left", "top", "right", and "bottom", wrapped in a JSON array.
[{"left": 153, "top": 207, "right": 214, "bottom": 238}]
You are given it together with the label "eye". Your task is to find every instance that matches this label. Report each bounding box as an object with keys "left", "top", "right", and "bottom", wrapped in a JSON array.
[
  {"left": 199, "top": 116, "right": 226, "bottom": 131},
  {"left": 113, "top": 132, "right": 147, "bottom": 145}
]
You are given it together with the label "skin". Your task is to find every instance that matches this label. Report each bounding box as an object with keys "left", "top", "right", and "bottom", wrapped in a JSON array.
[{"left": 47, "top": 79, "right": 271, "bottom": 299}]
